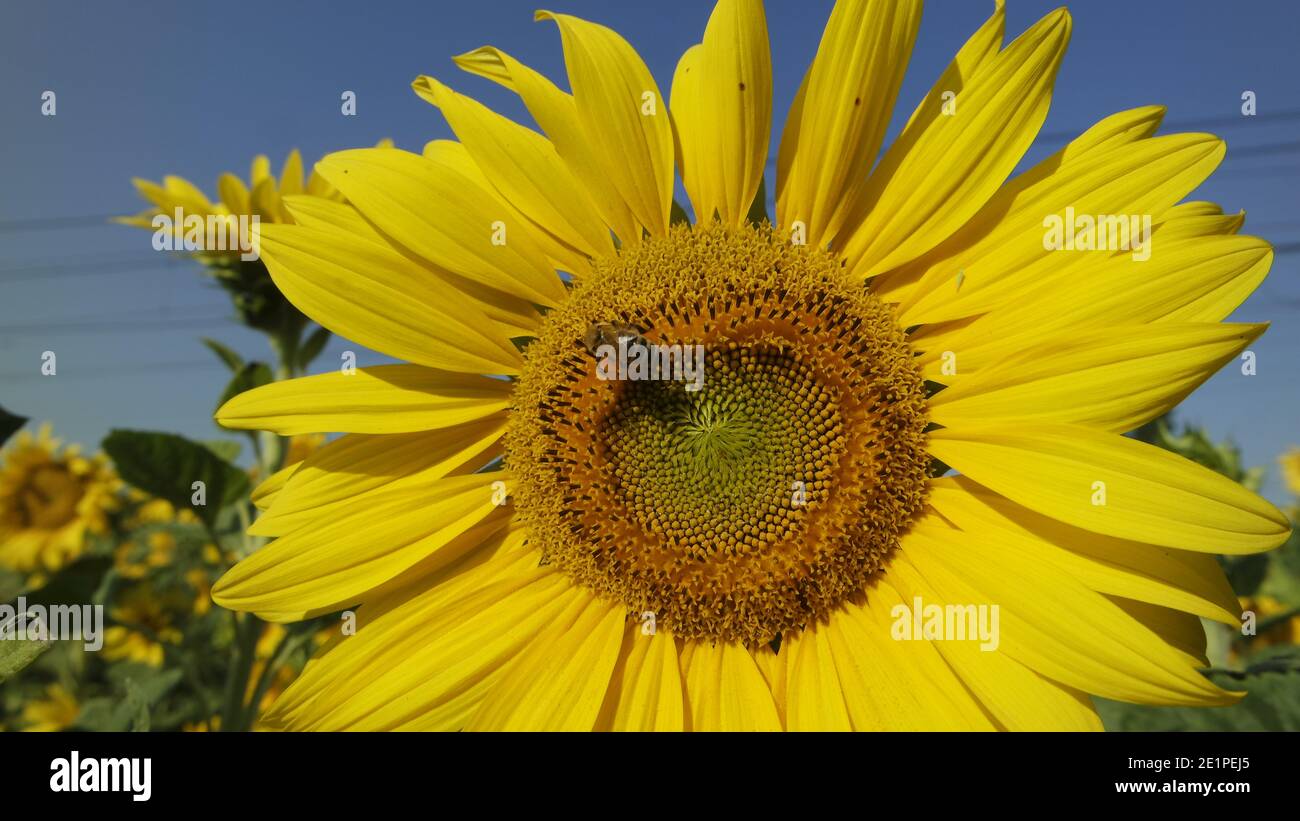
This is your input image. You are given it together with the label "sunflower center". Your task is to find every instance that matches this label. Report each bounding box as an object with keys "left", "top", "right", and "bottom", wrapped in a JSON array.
[
  {"left": 508, "top": 222, "right": 930, "bottom": 645},
  {"left": 16, "top": 465, "right": 82, "bottom": 529}
]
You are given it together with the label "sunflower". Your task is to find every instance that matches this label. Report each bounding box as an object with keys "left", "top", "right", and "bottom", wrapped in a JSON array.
[
  {"left": 116, "top": 148, "right": 353, "bottom": 266},
  {"left": 1236, "top": 595, "right": 1300, "bottom": 653},
  {"left": 19, "top": 684, "right": 80, "bottom": 733},
  {"left": 213, "top": 0, "right": 1290, "bottom": 730},
  {"left": 0, "top": 425, "right": 119, "bottom": 576},
  {"left": 1279, "top": 448, "right": 1300, "bottom": 500},
  {"left": 102, "top": 584, "right": 184, "bottom": 668}
]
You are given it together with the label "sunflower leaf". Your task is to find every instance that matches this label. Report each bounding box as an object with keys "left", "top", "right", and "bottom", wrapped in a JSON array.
[
  {"left": 200, "top": 338, "right": 245, "bottom": 373},
  {"left": 745, "top": 176, "right": 769, "bottom": 226},
  {"left": 1097, "top": 668, "right": 1300, "bottom": 731},
  {"left": 296, "top": 326, "right": 331, "bottom": 370},
  {"left": 102, "top": 429, "right": 250, "bottom": 529},
  {"left": 0, "top": 632, "right": 51, "bottom": 683},
  {"left": 0, "top": 405, "right": 28, "bottom": 447}
]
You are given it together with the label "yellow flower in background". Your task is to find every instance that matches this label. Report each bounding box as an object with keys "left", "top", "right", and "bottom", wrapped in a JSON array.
[
  {"left": 0, "top": 425, "right": 120, "bottom": 575},
  {"left": 112, "top": 496, "right": 200, "bottom": 579},
  {"left": 1238, "top": 596, "right": 1300, "bottom": 650},
  {"left": 182, "top": 716, "right": 222, "bottom": 732},
  {"left": 20, "top": 684, "right": 80, "bottom": 732},
  {"left": 1279, "top": 448, "right": 1300, "bottom": 499},
  {"left": 116, "top": 142, "right": 396, "bottom": 265},
  {"left": 214, "top": 0, "right": 1289, "bottom": 730},
  {"left": 186, "top": 567, "right": 214, "bottom": 616},
  {"left": 116, "top": 149, "right": 342, "bottom": 266},
  {"left": 126, "top": 496, "right": 200, "bottom": 528},
  {"left": 113, "top": 531, "right": 177, "bottom": 580},
  {"left": 102, "top": 584, "right": 183, "bottom": 668}
]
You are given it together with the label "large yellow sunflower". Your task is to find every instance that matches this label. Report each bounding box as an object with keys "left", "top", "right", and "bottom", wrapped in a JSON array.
[
  {"left": 212, "top": 0, "right": 1290, "bottom": 730},
  {"left": 0, "top": 425, "right": 119, "bottom": 576}
]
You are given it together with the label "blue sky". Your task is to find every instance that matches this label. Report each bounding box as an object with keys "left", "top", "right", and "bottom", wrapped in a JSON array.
[{"left": 2, "top": 0, "right": 1298, "bottom": 501}]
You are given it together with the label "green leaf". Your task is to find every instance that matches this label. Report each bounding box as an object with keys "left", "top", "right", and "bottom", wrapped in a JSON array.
[
  {"left": 203, "top": 439, "right": 243, "bottom": 464},
  {"left": 22, "top": 556, "right": 113, "bottom": 609},
  {"left": 296, "top": 326, "right": 331, "bottom": 370},
  {"left": 0, "top": 632, "right": 51, "bottom": 683},
  {"left": 0, "top": 405, "right": 28, "bottom": 447},
  {"left": 745, "top": 176, "right": 769, "bottom": 226},
  {"left": 1098, "top": 668, "right": 1300, "bottom": 731},
  {"left": 215, "top": 362, "right": 272, "bottom": 415},
  {"left": 1225, "top": 553, "right": 1270, "bottom": 597},
  {"left": 201, "top": 338, "right": 245, "bottom": 373},
  {"left": 76, "top": 668, "right": 183, "bottom": 731},
  {"left": 102, "top": 429, "right": 250, "bottom": 528}
]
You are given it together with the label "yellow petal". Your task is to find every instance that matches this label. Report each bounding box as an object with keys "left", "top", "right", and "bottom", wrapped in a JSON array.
[
  {"left": 1110, "top": 598, "right": 1210, "bottom": 668},
  {"left": 928, "top": 476, "right": 1241, "bottom": 625},
  {"left": 536, "top": 10, "right": 674, "bottom": 238},
  {"left": 315, "top": 147, "right": 566, "bottom": 307},
  {"left": 928, "top": 423, "right": 1292, "bottom": 554},
  {"left": 290, "top": 189, "right": 544, "bottom": 336},
  {"left": 468, "top": 592, "right": 625, "bottom": 730},
  {"left": 898, "top": 1, "right": 1005, "bottom": 135},
  {"left": 217, "top": 173, "right": 252, "bottom": 216},
  {"left": 672, "top": 0, "right": 771, "bottom": 226},
  {"left": 250, "top": 460, "right": 301, "bottom": 511},
  {"left": 250, "top": 418, "right": 505, "bottom": 537},
  {"left": 783, "top": 621, "right": 852, "bottom": 730},
  {"left": 279, "top": 148, "right": 304, "bottom": 196},
  {"left": 256, "top": 222, "right": 523, "bottom": 374},
  {"left": 776, "top": 0, "right": 923, "bottom": 246},
  {"left": 163, "top": 174, "right": 216, "bottom": 212},
  {"left": 413, "top": 76, "right": 613, "bottom": 260},
  {"left": 594, "top": 626, "right": 685, "bottom": 731},
  {"left": 213, "top": 472, "right": 506, "bottom": 614},
  {"left": 453, "top": 45, "right": 641, "bottom": 244},
  {"left": 898, "top": 526, "right": 1235, "bottom": 705},
  {"left": 421, "top": 138, "right": 592, "bottom": 278},
  {"left": 216, "top": 365, "right": 512, "bottom": 436},
  {"left": 827, "top": 581, "right": 997, "bottom": 730},
  {"left": 249, "top": 176, "right": 286, "bottom": 223},
  {"left": 896, "top": 129, "right": 1223, "bottom": 325},
  {"left": 279, "top": 195, "right": 381, "bottom": 240},
  {"left": 928, "top": 322, "right": 1266, "bottom": 432},
  {"left": 266, "top": 561, "right": 572, "bottom": 730},
  {"left": 250, "top": 154, "right": 272, "bottom": 186},
  {"left": 916, "top": 233, "right": 1274, "bottom": 378},
  {"left": 841, "top": 2, "right": 1008, "bottom": 306},
  {"left": 884, "top": 555, "right": 1102, "bottom": 730},
  {"left": 839, "top": 9, "right": 1072, "bottom": 277},
  {"left": 683, "top": 641, "right": 782, "bottom": 731}
]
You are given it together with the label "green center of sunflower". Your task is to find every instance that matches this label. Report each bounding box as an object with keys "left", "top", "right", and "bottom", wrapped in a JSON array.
[{"left": 507, "top": 222, "right": 931, "bottom": 645}]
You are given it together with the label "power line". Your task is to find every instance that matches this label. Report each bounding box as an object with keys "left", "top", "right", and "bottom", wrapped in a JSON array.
[
  {"left": 0, "top": 315, "right": 235, "bottom": 335},
  {"left": 0, "top": 214, "right": 120, "bottom": 233},
  {"left": 0, "top": 359, "right": 225, "bottom": 381},
  {"left": 0, "top": 254, "right": 188, "bottom": 283}
]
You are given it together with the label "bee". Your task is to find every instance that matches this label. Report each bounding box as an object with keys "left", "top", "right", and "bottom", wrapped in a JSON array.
[{"left": 583, "top": 321, "right": 648, "bottom": 356}]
